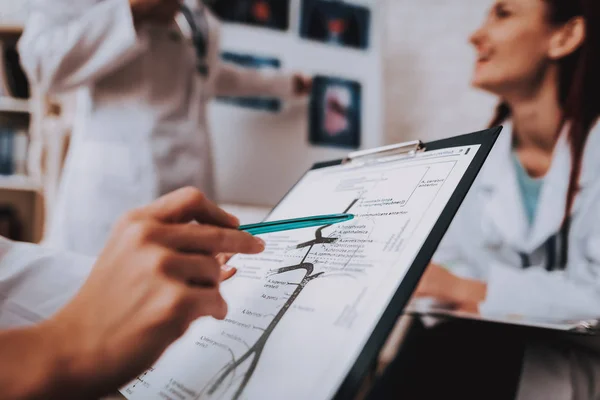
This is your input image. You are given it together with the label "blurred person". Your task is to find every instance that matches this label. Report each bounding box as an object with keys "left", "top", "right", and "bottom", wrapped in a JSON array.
[
  {"left": 374, "top": 0, "right": 600, "bottom": 399},
  {"left": 0, "top": 187, "right": 265, "bottom": 399},
  {"left": 17, "top": 0, "right": 312, "bottom": 257}
]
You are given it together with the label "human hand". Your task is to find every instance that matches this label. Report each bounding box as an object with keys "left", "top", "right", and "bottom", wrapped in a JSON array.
[
  {"left": 39, "top": 187, "right": 264, "bottom": 398},
  {"left": 414, "top": 263, "right": 487, "bottom": 312},
  {"left": 130, "top": 0, "right": 181, "bottom": 26},
  {"left": 292, "top": 74, "right": 313, "bottom": 97},
  {"left": 217, "top": 253, "right": 237, "bottom": 281}
]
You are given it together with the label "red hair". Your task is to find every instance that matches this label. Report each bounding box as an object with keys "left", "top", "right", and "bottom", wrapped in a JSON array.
[{"left": 490, "top": 0, "right": 600, "bottom": 221}]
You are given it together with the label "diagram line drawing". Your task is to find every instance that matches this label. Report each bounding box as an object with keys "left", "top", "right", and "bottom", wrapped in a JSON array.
[
  {"left": 199, "top": 199, "right": 360, "bottom": 400},
  {"left": 295, "top": 199, "right": 359, "bottom": 249}
]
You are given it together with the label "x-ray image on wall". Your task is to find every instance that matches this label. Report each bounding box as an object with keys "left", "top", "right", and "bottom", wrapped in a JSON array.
[
  {"left": 309, "top": 75, "right": 361, "bottom": 149},
  {"left": 216, "top": 52, "right": 282, "bottom": 112},
  {"left": 300, "top": 0, "right": 370, "bottom": 50},
  {"left": 207, "top": 0, "right": 291, "bottom": 31}
]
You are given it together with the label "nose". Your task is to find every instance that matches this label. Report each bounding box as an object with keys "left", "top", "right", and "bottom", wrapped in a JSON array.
[{"left": 469, "top": 24, "right": 485, "bottom": 49}]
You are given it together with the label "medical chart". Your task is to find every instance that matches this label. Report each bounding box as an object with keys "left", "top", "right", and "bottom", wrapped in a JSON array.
[{"left": 121, "top": 145, "right": 480, "bottom": 400}]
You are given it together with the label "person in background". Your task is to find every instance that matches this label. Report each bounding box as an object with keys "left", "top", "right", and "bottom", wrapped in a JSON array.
[
  {"left": 374, "top": 0, "right": 600, "bottom": 398},
  {"left": 0, "top": 187, "right": 265, "bottom": 399},
  {"left": 17, "top": 0, "right": 312, "bottom": 257}
]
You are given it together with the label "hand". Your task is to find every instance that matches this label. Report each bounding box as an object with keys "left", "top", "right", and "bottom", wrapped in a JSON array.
[
  {"left": 217, "top": 254, "right": 237, "bottom": 281},
  {"left": 38, "top": 187, "right": 265, "bottom": 398},
  {"left": 292, "top": 74, "right": 313, "bottom": 97},
  {"left": 414, "top": 263, "right": 487, "bottom": 312},
  {"left": 130, "top": 0, "right": 181, "bottom": 26}
]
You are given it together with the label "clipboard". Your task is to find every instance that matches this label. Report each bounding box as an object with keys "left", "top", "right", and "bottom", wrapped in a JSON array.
[
  {"left": 403, "top": 305, "right": 600, "bottom": 335},
  {"left": 118, "top": 126, "right": 502, "bottom": 400},
  {"left": 324, "top": 128, "right": 502, "bottom": 400}
]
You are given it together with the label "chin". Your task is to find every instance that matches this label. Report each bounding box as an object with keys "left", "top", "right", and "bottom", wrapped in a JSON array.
[{"left": 471, "top": 76, "right": 504, "bottom": 96}]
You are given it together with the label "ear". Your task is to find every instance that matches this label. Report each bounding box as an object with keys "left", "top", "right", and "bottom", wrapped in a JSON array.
[{"left": 548, "top": 16, "right": 586, "bottom": 60}]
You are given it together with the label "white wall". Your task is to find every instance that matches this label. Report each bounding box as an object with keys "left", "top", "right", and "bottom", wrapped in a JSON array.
[
  {"left": 210, "top": 0, "right": 386, "bottom": 207},
  {"left": 0, "top": 0, "right": 29, "bottom": 24},
  {"left": 383, "top": 0, "right": 497, "bottom": 143}
]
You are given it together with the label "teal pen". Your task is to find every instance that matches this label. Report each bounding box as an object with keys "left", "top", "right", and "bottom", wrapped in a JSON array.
[{"left": 239, "top": 213, "right": 354, "bottom": 235}]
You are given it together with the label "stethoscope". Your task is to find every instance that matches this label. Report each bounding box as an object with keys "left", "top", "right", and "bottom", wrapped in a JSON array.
[
  {"left": 175, "top": 2, "right": 210, "bottom": 77},
  {"left": 519, "top": 219, "right": 570, "bottom": 271}
]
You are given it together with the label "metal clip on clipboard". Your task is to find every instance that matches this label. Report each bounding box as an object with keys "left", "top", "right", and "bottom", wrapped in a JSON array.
[
  {"left": 571, "top": 318, "right": 600, "bottom": 334},
  {"left": 342, "top": 140, "right": 426, "bottom": 165}
]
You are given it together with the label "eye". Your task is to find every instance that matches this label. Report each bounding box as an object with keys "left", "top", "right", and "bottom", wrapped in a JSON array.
[{"left": 492, "top": 3, "right": 512, "bottom": 19}]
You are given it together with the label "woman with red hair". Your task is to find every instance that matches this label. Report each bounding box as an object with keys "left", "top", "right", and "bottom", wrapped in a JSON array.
[{"left": 376, "top": 0, "right": 600, "bottom": 398}]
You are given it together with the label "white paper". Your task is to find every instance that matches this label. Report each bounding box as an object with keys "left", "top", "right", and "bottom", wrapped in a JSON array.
[{"left": 121, "top": 145, "right": 480, "bottom": 400}]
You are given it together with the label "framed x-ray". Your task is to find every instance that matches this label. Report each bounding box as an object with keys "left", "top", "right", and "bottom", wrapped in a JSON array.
[
  {"left": 309, "top": 75, "right": 362, "bottom": 149},
  {"left": 300, "top": 0, "right": 371, "bottom": 50},
  {"left": 207, "top": 0, "right": 291, "bottom": 31}
]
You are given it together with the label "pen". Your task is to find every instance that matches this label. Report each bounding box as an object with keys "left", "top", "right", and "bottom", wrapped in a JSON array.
[{"left": 239, "top": 213, "right": 354, "bottom": 235}]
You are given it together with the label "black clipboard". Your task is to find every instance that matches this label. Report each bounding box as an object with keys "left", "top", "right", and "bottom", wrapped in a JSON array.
[
  {"left": 116, "top": 126, "right": 502, "bottom": 400},
  {"left": 403, "top": 306, "right": 600, "bottom": 335},
  {"left": 261, "top": 126, "right": 502, "bottom": 400}
]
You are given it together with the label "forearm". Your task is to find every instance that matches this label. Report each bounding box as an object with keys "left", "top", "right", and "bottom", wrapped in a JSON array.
[
  {"left": 0, "top": 324, "right": 68, "bottom": 399},
  {"left": 213, "top": 63, "right": 295, "bottom": 99}
]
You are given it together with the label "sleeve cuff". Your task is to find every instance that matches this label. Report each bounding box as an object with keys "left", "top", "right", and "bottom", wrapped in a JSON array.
[
  {"left": 479, "top": 263, "right": 530, "bottom": 316},
  {"left": 0, "top": 241, "right": 94, "bottom": 327}
]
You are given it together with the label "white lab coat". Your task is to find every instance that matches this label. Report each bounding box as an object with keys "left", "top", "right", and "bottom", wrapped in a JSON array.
[
  {"left": 433, "top": 121, "right": 600, "bottom": 399},
  {"left": 18, "top": 0, "right": 296, "bottom": 257}
]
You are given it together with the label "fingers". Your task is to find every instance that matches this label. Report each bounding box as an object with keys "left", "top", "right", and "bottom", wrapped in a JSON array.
[
  {"left": 293, "top": 74, "right": 313, "bottom": 96},
  {"left": 141, "top": 187, "right": 239, "bottom": 227},
  {"left": 156, "top": 223, "right": 265, "bottom": 255},
  {"left": 183, "top": 288, "right": 229, "bottom": 321},
  {"left": 164, "top": 253, "right": 222, "bottom": 287},
  {"left": 157, "top": 286, "right": 228, "bottom": 337},
  {"left": 456, "top": 302, "right": 479, "bottom": 314},
  {"left": 305, "top": 77, "right": 313, "bottom": 88},
  {"left": 220, "top": 265, "right": 237, "bottom": 282},
  {"left": 160, "top": 250, "right": 239, "bottom": 287},
  {"left": 216, "top": 253, "right": 236, "bottom": 266},
  {"left": 301, "top": 75, "right": 313, "bottom": 92}
]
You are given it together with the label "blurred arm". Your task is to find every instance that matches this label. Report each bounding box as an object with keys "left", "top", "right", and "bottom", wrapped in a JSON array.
[
  {"left": 18, "top": 0, "right": 148, "bottom": 93},
  {"left": 213, "top": 62, "right": 296, "bottom": 99}
]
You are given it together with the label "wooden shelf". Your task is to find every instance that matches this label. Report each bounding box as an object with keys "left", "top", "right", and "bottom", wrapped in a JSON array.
[
  {"left": 0, "top": 175, "right": 40, "bottom": 192},
  {"left": 0, "top": 24, "right": 23, "bottom": 43},
  {"left": 0, "top": 97, "right": 30, "bottom": 114},
  {"left": 0, "top": 24, "right": 23, "bottom": 33},
  {"left": 0, "top": 176, "right": 43, "bottom": 243}
]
